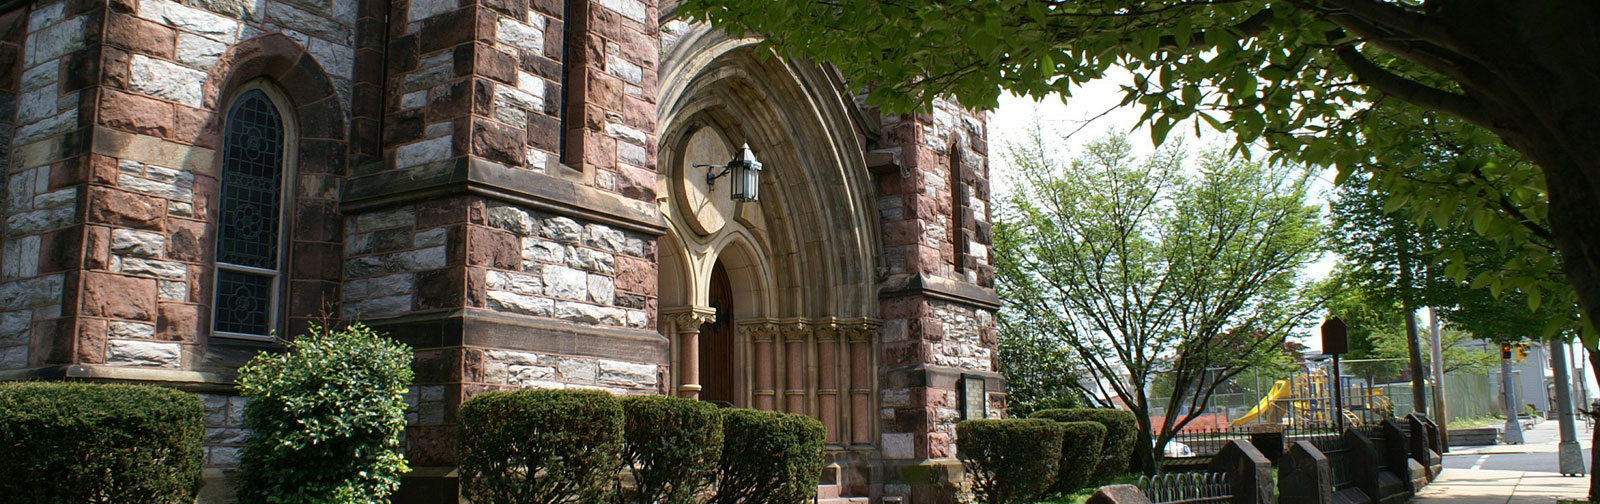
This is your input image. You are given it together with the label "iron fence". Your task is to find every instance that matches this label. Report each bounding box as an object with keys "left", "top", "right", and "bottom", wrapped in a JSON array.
[{"left": 1137, "top": 472, "right": 1233, "bottom": 504}]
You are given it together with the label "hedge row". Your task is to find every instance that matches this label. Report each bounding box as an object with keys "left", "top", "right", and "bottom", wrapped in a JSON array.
[
  {"left": 1029, "top": 408, "right": 1138, "bottom": 484},
  {"left": 0, "top": 382, "right": 205, "bottom": 504},
  {"left": 459, "top": 390, "right": 826, "bottom": 504},
  {"left": 957, "top": 418, "right": 1065, "bottom": 504}
]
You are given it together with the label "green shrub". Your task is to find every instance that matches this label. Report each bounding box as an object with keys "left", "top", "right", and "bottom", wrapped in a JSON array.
[
  {"left": 1029, "top": 408, "right": 1137, "bottom": 483},
  {"left": 1047, "top": 421, "right": 1106, "bottom": 494},
  {"left": 957, "top": 418, "right": 1065, "bottom": 504},
  {"left": 459, "top": 389, "right": 625, "bottom": 503},
  {"left": 236, "top": 323, "right": 414, "bottom": 503},
  {"left": 709, "top": 409, "right": 826, "bottom": 504},
  {"left": 621, "top": 395, "right": 724, "bottom": 504},
  {"left": 0, "top": 381, "right": 204, "bottom": 503}
]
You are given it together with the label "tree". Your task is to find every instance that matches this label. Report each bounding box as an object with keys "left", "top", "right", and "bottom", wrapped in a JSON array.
[
  {"left": 993, "top": 132, "right": 1321, "bottom": 472},
  {"left": 996, "top": 316, "right": 1091, "bottom": 417},
  {"left": 1370, "top": 324, "right": 1496, "bottom": 376}
]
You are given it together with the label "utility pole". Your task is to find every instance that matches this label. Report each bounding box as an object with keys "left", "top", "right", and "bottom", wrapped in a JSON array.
[
  {"left": 1502, "top": 345, "right": 1526, "bottom": 444},
  {"left": 1406, "top": 310, "right": 1428, "bottom": 415},
  {"left": 1428, "top": 309, "right": 1449, "bottom": 451},
  {"left": 1551, "top": 340, "right": 1585, "bottom": 476}
]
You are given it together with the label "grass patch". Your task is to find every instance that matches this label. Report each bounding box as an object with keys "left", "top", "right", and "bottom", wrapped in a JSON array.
[
  {"left": 1450, "top": 415, "right": 1506, "bottom": 429},
  {"left": 1031, "top": 474, "right": 1141, "bottom": 504}
]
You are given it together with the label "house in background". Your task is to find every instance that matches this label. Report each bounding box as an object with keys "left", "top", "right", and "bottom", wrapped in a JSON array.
[{"left": 0, "top": 0, "right": 1003, "bottom": 501}]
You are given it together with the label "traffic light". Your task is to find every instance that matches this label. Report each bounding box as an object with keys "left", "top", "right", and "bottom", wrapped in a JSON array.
[
  {"left": 1516, "top": 342, "right": 1530, "bottom": 362},
  {"left": 1502, "top": 344, "right": 1512, "bottom": 359}
]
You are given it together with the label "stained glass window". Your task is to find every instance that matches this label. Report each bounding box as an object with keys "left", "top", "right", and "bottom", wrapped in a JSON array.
[{"left": 212, "top": 89, "right": 285, "bottom": 337}]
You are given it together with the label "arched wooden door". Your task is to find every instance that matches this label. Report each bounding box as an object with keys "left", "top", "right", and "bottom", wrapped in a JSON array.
[{"left": 700, "top": 262, "right": 735, "bottom": 406}]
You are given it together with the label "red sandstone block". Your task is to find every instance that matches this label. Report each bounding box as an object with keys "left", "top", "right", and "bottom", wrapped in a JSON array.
[
  {"left": 77, "top": 318, "right": 108, "bottom": 364},
  {"left": 80, "top": 271, "right": 157, "bottom": 321},
  {"left": 99, "top": 88, "right": 175, "bottom": 138},
  {"left": 156, "top": 302, "right": 199, "bottom": 342},
  {"left": 105, "top": 12, "right": 175, "bottom": 59},
  {"left": 86, "top": 186, "right": 164, "bottom": 230},
  {"left": 465, "top": 225, "right": 519, "bottom": 269},
  {"left": 471, "top": 117, "right": 526, "bottom": 167}
]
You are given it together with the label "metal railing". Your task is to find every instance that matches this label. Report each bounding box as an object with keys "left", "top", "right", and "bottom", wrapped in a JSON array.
[{"left": 1138, "top": 472, "right": 1234, "bottom": 504}]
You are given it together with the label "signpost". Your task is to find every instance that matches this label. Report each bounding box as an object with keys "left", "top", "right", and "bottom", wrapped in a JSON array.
[{"left": 1323, "top": 318, "right": 1349, "bottom": 432}]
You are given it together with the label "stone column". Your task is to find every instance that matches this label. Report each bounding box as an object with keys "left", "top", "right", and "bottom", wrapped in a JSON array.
[
  {"left": 847, "top": 324, "right": 874, "bottom": 446},
  {"left": 746, "top": 322, "right": 778, "bottom": 410},
  {"left": 782, "top": 323, "right": 809, "bottom": 414},
  {"left": 817, "top": 324, "right": 840, "bottom": 443},
  {"left": 668, "top": 308, "right": 715, "bottom": 399}
]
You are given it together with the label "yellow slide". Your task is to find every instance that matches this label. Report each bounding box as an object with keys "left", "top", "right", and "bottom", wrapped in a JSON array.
[{"left": 1230, "top": 380, "right": 1292, "bottom": 427}]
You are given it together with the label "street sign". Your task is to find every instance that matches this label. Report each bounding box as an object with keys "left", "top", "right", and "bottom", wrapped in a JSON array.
[{"left": 1322, "top": 317, "right": 1348, "bottom": 355}]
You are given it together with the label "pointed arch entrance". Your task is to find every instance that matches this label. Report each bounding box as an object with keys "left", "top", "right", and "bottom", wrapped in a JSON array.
[{"left": 654, "top": 28, "right": 888, "bottom": 491}]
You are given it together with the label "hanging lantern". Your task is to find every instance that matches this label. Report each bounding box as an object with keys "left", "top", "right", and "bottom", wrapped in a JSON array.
[
  {"left": 728, "top": 142, "right": 762, "bottom": 202},
  {"left": 704, "top": 142, "right": 763, "bottom": 203}
]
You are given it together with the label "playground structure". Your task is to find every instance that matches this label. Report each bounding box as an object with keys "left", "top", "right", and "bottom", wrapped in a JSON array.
[{"left": 1229, "top": 369, "right": 1393, "bottom": 428}]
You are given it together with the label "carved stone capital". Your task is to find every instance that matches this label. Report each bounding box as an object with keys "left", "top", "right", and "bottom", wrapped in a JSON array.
[
  {"left": 739, "top": 321, "right": 780, "bottom": 341},
  {"left": 662, "top": 306, "right": 716, "bottom": 332}
]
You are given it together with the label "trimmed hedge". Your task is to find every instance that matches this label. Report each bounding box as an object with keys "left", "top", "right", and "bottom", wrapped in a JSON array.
[
  {"left": 236, "top": 323, "right": 414, "bottom": 504},
  {"left": 709, "top": 409, "right": 827, "bottom": 504},
  {"left": 957, "top": 418, "right": 1065, "bottom": 504},
  {"left": 0, "top": 381, "right": 204, "bottom": 503},
  {"left": 1047, "top": 421, "right": 1106, "bottom": 494},
  {"left": 621, "top": 395, "right": 724, "bottom": 504},
  {"left": 1029, "top": 408, "right": 1137, "bottom": 483},
  {"left": 459, "top": 389, "right": 625, "bottom": 503}
]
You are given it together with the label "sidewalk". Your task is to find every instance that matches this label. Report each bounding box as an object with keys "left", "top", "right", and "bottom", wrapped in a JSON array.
[
  {"left": 1414, "top": 420, "right": 1592, "bottom": 503},
  {"left": 1411, "top": 470, "right": 1589, "bottom": 504}
]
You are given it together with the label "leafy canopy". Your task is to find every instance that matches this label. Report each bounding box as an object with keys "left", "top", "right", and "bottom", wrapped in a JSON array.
[{"left": 994, "top": 131, "right": 1321, "bottom": 469}]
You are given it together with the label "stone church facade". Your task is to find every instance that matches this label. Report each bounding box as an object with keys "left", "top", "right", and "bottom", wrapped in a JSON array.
[{"left": 0, "top": 0, "right": 1001, "bottom": 500}]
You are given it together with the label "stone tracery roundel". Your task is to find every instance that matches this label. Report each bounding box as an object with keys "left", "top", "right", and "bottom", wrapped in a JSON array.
[{"left": 674, "top": 127, "right": 738, "bottom": 236}]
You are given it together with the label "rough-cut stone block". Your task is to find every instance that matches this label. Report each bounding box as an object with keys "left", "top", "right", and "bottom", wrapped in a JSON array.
[
  {"left": 106, "top": 338, "right": 180, "bottom": 367},
  {"left": 485, "top": 290, "right": 552, "bottom": 316},
  {"left": 542, "top": 264, "right": 586, "bottom": 300},
  {"left": 597, "top": 359, "right": 654, "bottom": 387},
  {"left": 396, "top": 136, "right": 452, "bottom": 168},
  {"left": 129, "top": 54, "right": 206, "bottom": 107},
  {"left": 110, "top": 228, "right": 165, "bottom": 257},
  {"left": 554, "top": 301, "right": 623, "bottom": 325},
  {"left": 1088, "top": 485, "right": 1154, "bottom": 504}
]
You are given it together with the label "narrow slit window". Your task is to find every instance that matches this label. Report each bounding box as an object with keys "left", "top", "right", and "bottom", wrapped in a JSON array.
[{"left": 213, "top": 89, "right": 286, "bottom": 338}]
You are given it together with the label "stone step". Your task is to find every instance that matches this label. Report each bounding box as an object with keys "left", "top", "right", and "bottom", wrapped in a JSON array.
[{"left": 817, "top": 498, "right": 870, "bottom": 504}]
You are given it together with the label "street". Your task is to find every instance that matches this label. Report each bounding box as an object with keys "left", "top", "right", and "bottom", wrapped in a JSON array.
[{"left": 1442, "top": 419, "right": 1593, "bottom": 474}]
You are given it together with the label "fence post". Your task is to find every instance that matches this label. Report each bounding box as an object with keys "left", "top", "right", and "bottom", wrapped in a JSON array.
[
  {"left": 1278, "top": 441, "right": 1333, "bottom": 504},
  {"left": 1383, "top": 418, "right": 1425, "bottom": 493},
  {"left": 1088, "top": 484, "right": 1154, "bottom": 504},
  {"left": 1406, "top": 413, "right": 1441, "bottom": 481},
  {"left": 1344, "top": 428, "right": 1381, "bottom": 503},
  {"left": 1249, "top": 424, "right": 1285, "bottom": 465},
  {"left": 1207, "top": 439, "right": 1275, "bottom": 504}
]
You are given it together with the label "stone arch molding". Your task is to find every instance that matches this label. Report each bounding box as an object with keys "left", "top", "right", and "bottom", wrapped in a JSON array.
[{"left": 656, "top": 24, "right": 883, "bottom": 322}]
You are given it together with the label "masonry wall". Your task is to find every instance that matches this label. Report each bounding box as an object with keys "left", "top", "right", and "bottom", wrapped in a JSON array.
[{"left": 873, "top": 97, "right": 1003, "bottom": 502}]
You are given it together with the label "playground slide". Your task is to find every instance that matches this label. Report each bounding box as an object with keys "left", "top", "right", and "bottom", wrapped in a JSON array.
[{"left": 1229, "top": 380, "right": 1292, "bottom": 427}]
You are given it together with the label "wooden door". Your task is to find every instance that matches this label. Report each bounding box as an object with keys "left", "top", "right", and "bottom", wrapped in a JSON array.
[{"left": 700, "top": 262, "right": 735, "bottom": 406}]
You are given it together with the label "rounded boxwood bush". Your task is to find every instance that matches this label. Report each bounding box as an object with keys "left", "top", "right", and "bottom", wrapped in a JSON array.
[
  {"left": 459, "top": 389, "right": 625, "bottom": 503},
  {"left": 1029, "top": 408, "right": 1137, "bottom": 483},
  {"left": 1047, "top": 421, "right": 1106, "bottom": 494},
  {"left": 621, "top": 395, "right": 724, "bottom": 504},
  {"left": 957, "top": 418, "right": 1065, "bottom": 504},
  {"left": 235, "top": 323, "right": 414, "bottom": 503},
  {"left": 709, "top": 409, "right": 826, "bottom": 504},
  {"left": 0, "top": 381, "right": 204, "bottom": 503}
]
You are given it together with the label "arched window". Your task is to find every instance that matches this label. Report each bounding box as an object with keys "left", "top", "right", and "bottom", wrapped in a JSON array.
[{"left": 212, "top": 87, "right": 291, "bottom": 339}]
